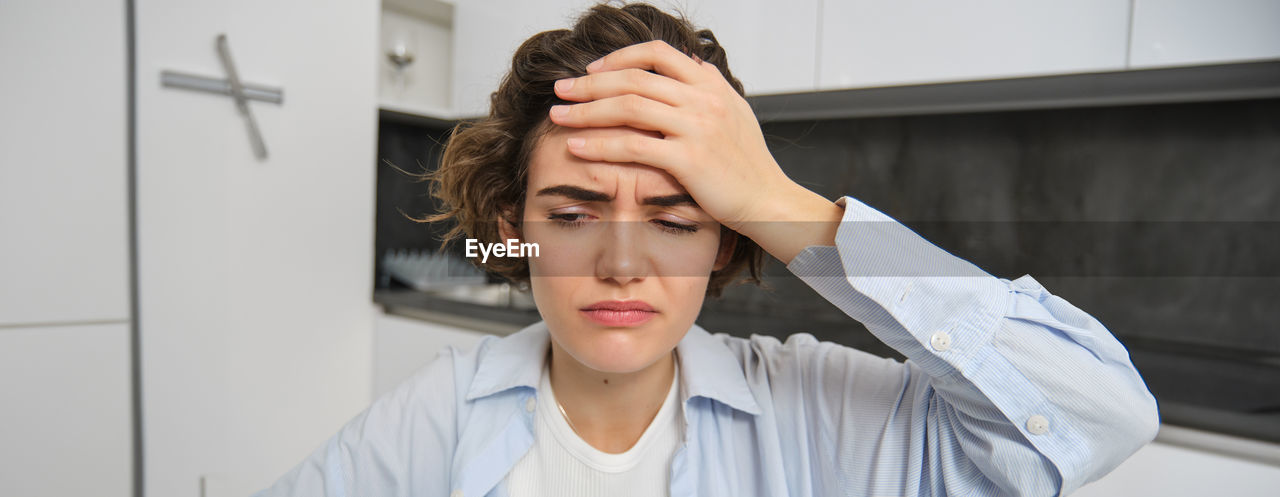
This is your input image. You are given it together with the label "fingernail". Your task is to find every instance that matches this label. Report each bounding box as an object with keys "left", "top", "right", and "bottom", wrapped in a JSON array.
[
  {"left": 567, "top": 137, "right": 586, "bottom": 149},
  {"left": 586, "top": 59, "right": 603, "bottom": 72},
  {"left": 550, "top": 105, "right": 569, "bottom": 118},
  {"left": 555, "top": 78, "right": 574, "bottom": 92}
]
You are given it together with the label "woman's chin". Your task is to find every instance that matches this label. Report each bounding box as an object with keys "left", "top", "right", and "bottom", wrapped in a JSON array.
[
  {"left": 578, "top": 340, "right": 653, "bottom": 372},
  {"left": 568, "top": 332, "right": 668, "bottom": 373},
  {"left": 582, "top": 359, "right": 649, "bottom": 375}
]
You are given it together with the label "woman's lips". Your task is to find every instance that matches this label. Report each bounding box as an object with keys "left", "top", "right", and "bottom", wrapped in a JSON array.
[{"left": 580, "top": 300, "right": 656, "bottom": 327}]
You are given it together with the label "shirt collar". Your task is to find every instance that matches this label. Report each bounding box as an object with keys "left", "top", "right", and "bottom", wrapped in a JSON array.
[{"left": 464, "top": 320, "right": 762, "bottom": 416}]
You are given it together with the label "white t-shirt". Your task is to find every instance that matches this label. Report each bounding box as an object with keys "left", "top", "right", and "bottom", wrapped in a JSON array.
[{"left": 505, "top": 357, "right": 683, "bottom": 496}]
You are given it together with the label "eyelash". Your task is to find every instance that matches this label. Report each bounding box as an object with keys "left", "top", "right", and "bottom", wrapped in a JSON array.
[{"left": 547, "top": 213, "right": 699, "bottom": 235}]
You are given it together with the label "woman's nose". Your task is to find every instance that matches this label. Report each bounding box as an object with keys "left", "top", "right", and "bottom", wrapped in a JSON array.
[{"left": 594, "top": 221, "right": 652, "bottom": 285}]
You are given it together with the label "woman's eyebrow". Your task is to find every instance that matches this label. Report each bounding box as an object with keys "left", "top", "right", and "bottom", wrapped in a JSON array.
[
  {"left": 643, "top": 193, "right": 699, "bottom": 208},
  {"left": 534, "top": 184, "right": 699, "bottom": 208},
  {"left": 535, "top": 184, "right": 610, "bottom": 202}
]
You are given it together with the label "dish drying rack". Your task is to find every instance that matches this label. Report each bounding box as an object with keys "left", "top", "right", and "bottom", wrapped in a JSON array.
[{"left": 381, "top": 249, "right": 488, "bottom": 291}]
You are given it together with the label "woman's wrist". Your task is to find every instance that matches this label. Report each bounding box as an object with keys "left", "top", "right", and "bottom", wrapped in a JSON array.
[{"left": 738, "top": 182, "right": 844, "bottom": 265}]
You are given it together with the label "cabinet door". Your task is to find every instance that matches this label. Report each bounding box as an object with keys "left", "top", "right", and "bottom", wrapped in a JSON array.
[
  {"left": 379, "top": 6, "right": 453, "bottom": 116},
  {"left": 135, "top": 1, "right": 378, "bottom": 496},
  {"left": 819, "top": 0, "right": 1130, "bottom": 89},
  {"left": 679, "top": 0, "right": 819, "bottom": 95},
  {"left": 452, "top": 0, "right": 592, "bottom": 118},
  {"left": 450, "top": 0, "right": 814, "bottom": 116},
  {"left": 0, "top": 0, "right": 129, "bottom": 326},
  {"left": 1130, "top": 0, "right": 1280, "bottom": 68},
  {"left": 0, "top": 323, "right": 132, "bottom": 497}
]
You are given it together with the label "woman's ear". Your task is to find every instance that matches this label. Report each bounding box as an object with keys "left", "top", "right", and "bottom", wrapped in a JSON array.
[
  {"left": 496, "top": 207, "right": 522, "bottom": 241},
  {"left": 712, "top": 229, "right": 737, "bottom": 271}
]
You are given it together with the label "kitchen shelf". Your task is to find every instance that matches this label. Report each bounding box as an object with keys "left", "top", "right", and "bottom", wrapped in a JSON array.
[
  {"left": 378, "top": 60, "right": 1280, "bottom": 126},
  {"left": 378, "top": 101, "right": 468, "bottom": 128},
  {"left": 749, "top": 59, "right": 1280, "bottom": 122}
]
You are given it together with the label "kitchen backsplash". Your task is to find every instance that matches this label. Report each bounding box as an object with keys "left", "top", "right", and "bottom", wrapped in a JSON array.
[{"left": 376, "top": 98, "right": 1280, "bottom": 360}]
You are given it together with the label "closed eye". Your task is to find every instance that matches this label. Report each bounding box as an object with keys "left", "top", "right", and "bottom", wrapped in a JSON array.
[
  {"left": 548, "top": 213, "right": 591, "bottom": 228},
  {"left": 653, "top": 219, "right": 698, "bottom": 235},
  {"left": 548, "top": 213, "right": 698, "bottom": 235}
]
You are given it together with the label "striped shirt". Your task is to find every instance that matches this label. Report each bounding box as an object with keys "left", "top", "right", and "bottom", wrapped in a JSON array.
[{"left": 253, "top": 195, "right": 1160, "bottom": 497}]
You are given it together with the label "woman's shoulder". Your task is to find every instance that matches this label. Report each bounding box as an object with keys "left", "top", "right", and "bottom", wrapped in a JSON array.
[
  {"left": 700, "top": 330, "right": 828, "bottom": 380},
  {"left": 712, "top": 330, "right": 826, "bottom": 357},
  {"left": 704, "top": 329, "right": 908, "bottom": 418},
  {"left": 707, "top": 329, "right": 899, "bottom": 377}
]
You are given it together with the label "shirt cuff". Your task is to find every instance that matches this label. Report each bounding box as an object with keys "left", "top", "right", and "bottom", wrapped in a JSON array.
[{"left": 785, "top": 195, "right": 1012, "bottom": 379}]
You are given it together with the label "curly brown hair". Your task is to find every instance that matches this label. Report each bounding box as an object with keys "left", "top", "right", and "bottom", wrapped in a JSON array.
[{"left": 420, "top": 1, "right": 764, "bottom": 298}]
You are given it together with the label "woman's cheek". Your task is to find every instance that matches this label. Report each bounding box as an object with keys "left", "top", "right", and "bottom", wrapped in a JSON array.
[
  {"left": 523, "top": 221, "right": 596, "bottom": 277},
  {"left": 648, "top": 230, "right": 723, "bottom": 277}
]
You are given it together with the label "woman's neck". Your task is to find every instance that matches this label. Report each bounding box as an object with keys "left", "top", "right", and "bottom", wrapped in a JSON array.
[{"left": 547, "top": 341, "right": 677, "bottom": 454}]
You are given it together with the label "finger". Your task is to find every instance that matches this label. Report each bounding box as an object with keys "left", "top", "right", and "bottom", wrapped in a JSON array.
[
  {"left": 698, "top": 59, "right": 723, "bottom": 78},
  {"left": 555, "top": 68, "right": 693, "bottom": 107},
  {"left": 696, "top": 58, "right": 735, "bottom": 91},
  {"left": 549, "top": 94, "right": 695, "bottom": 136},
  {"left": 586, "top": 40, "right": 705, "bottom": 85},
  {"left": 565, "top": 133, "right": 686, "bottom": 174}
]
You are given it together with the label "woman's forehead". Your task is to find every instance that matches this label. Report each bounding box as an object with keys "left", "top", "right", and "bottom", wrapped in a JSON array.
[{"left": 528, "top": 125, "right": 686, "bottom": 197}]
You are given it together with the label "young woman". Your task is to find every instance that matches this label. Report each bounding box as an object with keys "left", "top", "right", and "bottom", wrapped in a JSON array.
[{"left": 256, "top": 3, "right": 1158, "bottom": 496}]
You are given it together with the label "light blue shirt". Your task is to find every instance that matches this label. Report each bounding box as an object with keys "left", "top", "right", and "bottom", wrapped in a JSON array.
[{"left": 254, "top": 195, "right": 1159, "bottom": 497}]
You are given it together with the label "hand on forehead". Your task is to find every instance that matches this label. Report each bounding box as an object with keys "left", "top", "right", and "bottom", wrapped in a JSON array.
[{"left": 531, "top": 125, "right": 689, "bottom": 203}]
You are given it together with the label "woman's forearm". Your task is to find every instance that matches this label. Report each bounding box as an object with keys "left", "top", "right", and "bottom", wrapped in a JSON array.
[{"left": 737, "top": 182, "right": 845, "bottom": 265}]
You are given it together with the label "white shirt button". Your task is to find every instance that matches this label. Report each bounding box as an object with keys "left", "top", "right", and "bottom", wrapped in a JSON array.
[
  {"left": 929, "top": 331, "right": 952, "bottom": 352},
  {"left": 451, "top": 490, "right": 463, "bottom": 497},
  {"left": 1026, "top": 414, "right": 1050, "bottom": 435},
  {"left": 526, "top": 396, "right": 537, "bottom": 412}
]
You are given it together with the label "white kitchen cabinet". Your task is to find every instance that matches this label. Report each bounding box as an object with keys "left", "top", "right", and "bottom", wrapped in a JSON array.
[
  {"left": 1130, "top": 0, "right": 1280, "bottom": 69},
  {"left": 379, "top": 0, "right": 454, "bottom": 117},
  {"left": 374, "top": 311, "right": 495, "bottom": 397},
  {"left": 414, "top": 0, "right": 1279, "bottom": 121},
  {"left": 451, "top": 0, "right": 590, "bottom": 118},
  {"left": 0, "top": 0, "right": 129, "bottom": 326},
  {"left": 1, "top": 3, "right": 133, "bottom": 496},
  {"left": 818, "top": 0, "right": 1131, "bottom": 89},
  {"left": 0, "top": 323, "right": 132, "bottom": 497},
  {"left": 135, "top": 0, "right": 379, "bottom": 495},
  {"left": 668, "top": 0, "right": 820, "bottom": 95},
  {"left": 449, "top": 0, "right": 816, "bottom": 117}
]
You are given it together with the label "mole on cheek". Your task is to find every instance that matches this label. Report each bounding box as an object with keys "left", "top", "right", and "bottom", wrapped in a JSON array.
[{"left": 603, "top": 379, "right": 609, "bottom": 384}]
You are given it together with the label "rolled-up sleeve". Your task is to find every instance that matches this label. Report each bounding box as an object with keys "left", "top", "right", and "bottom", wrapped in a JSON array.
[
  {"left": 784, "top": 195, "right": 1160, "bottom": 497},
  {"left": 252, "top": 347, "right": 460, "bottom": 497}
]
